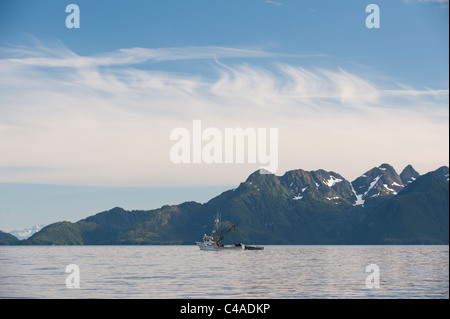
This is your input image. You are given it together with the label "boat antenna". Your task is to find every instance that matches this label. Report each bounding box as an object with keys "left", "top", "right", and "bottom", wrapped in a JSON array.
[{"left": 212, "top": 211, "right": 220, "bottom": 237}]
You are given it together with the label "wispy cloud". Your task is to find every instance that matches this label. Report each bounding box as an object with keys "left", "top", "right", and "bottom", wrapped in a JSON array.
[
  {"left": 1, "top": 41, "right": 306, "bottom": 69},
  {"left": 404, "top": 0, "right": 448, "bottom": 3},
  {"left": 264, "top": 1, "right": 284, "bottom": 7},
  {"left": 0, "top": 41, "right": 448, "bottom": 185},
  {"left": 403, "top": 0, "right": 449, "bottom": 7}
]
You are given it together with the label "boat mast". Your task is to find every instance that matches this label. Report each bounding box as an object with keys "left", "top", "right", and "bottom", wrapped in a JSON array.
[
  {"left": 216, "top": 213, "right": 221, "bottom": 245},
  {"left": 211, "top": 212, "right": 238, "bottom": 246}
]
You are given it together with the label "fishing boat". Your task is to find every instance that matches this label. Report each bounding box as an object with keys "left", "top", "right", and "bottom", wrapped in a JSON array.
[{"left": 196, "top": 215, "right": 264, "bottom": 251}]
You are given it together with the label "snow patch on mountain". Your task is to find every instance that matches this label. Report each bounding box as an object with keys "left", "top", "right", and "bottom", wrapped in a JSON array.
[
  {"left": 383, "top": 184, "right": 397, "bottom": 195},
  {"left": 351, "top": 183, "right": 365, "bottom": 206},
  {"left": 367, "top": 175, "right": 382, "bottom": 194},
  {"left": 351, "top": 175, "right": 382, "bottom": 206},
  {"left": 324, "top": 175, "right": 343, "bottom": 187}
]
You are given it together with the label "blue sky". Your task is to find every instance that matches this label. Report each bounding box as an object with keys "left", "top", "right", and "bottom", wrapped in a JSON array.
[
  {"left": 0, "top": 0, "right": 448, "bottom": 230},
  {"left": 1, "top": 0, "right": 448, "bottom": 86}
]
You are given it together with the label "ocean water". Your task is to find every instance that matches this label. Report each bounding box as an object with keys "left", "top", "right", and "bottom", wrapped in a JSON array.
[{"left": 0, "top": 245, "right": 448, "bottom": 299}]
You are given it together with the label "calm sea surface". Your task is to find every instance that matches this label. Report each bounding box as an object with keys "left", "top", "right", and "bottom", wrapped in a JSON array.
[{"left": 0, "top": 245, "right": 448, "bottom": 299}]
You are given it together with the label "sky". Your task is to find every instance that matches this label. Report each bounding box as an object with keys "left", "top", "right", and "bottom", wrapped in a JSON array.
[{"left": 0, "top": 0, "right": 448, "bottom": 230}]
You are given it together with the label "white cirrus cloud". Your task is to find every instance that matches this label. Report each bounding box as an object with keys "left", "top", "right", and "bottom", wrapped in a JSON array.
[
  {"left": 264, "top": 1, "right": 284, "bottom": 6},
  {"left": 0, "top": 41, "right": 448, "bottom": 186}
]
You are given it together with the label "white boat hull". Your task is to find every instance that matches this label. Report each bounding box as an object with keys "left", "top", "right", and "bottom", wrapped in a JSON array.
[{"left": 196, "top": 242, "right": 243, "bottom": 251}]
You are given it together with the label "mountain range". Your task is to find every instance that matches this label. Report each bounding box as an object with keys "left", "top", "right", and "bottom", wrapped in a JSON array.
[
  {"left": 8, "top": 224, "right": 45, "bottom": 240},
  {"left": 1, "top": 163, "right": 448, "bottom": 245}
]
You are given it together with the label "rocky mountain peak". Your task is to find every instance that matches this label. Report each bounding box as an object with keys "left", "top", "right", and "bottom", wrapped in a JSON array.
[
  {"left": 350, "top": 163, "right": 404, "bottom": 207},
  {"left": 400, "top": 164, "right": 420, "bottom": 185}
]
